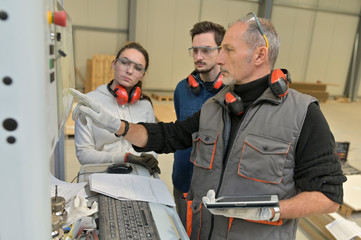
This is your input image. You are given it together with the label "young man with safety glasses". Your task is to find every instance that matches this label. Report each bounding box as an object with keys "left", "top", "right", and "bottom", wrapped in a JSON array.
[{"left": 172, "top": 21, "right": 226, "bottom": 227}]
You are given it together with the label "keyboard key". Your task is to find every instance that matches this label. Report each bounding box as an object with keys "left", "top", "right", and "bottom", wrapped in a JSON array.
[{"left": 98, "top": 195, "right": 160, "bottom": 240}]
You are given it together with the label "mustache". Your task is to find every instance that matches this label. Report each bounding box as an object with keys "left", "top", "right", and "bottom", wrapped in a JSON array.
[
  {"left": 195, "top": 60, "right": 205, "bottom": 65},
  {"left": 220, "top": 67, "right": 230, "bottom": 74}
]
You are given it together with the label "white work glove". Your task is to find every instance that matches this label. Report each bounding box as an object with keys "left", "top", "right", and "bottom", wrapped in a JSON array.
[
  {"left": 202, "top": 190, "right": 273, "bottom": 221},
  {"left": 70, "top": 88, "right": 121, "bottom": 133}
]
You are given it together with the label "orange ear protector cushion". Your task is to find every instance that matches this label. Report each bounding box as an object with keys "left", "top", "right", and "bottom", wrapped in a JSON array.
[
  {"left": 213, "top": 73, "right": 223, "bottom": 90},
  {"left": 188, "top": 74, "right": 201, "bottom": 95}
]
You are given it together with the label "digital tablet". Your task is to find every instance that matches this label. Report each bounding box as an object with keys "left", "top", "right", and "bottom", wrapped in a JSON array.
[{"left": 205, "top": 194, "right": 279, "bottom": 209}]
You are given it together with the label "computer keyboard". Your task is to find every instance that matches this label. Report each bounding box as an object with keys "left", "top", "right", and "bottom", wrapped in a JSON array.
[
  {"left": 98, "top": 194, "right": 161, "bottom": 240},
  {"left": 341, "top": 163, "right": 361, "bottom": 175}
]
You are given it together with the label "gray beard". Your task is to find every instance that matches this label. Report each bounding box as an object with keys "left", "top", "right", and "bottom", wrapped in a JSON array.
[{"left": 222, "top": 74, "right": 235, "bottom": 85}]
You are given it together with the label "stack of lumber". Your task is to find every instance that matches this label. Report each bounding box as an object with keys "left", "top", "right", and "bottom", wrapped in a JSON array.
[
  {"left": 85, "top": 55, "right": 115, "bottom": 93},
  {"left": 291, "top": 82, "right": 329, "bottom": 102}
]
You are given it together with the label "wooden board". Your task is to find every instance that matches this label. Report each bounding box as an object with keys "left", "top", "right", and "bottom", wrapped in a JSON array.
[
  {"left": 151, "top": 92, "right": 173, "bottom": 101},
  {"left": 85, "top": 55, "right": 115, "bottom": 93},
  {"left": 65, "top": 103, "right": 76, "bottom": 136},
  {"left": 291, "top": 82, "right": 327, "bottom": 91},
  {"left": 153, "top": 104, "right": 176, "bottom": 122},
  {"left": 300, "top": 212, "right": 361, "bottom": 240}
]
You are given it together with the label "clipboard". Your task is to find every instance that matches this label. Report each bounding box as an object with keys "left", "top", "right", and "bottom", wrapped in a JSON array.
[{"left": 205, "top": 194, "right": 279, "bottom": 209}]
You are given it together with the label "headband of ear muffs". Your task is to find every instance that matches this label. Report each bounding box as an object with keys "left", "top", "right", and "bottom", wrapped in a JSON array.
[
  {"left": 224, "top": 69, "right": 291, "bottom": 115},
  {"left": 107, "top": 80, "right": 141, "bottom": 105}
]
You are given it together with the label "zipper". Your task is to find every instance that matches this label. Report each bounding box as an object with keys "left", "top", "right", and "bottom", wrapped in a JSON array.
[{"left": 208, "top": 103, "right": 251, "bottom": 240}]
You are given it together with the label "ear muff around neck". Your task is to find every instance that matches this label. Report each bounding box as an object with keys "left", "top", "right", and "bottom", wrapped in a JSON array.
[
  {"left": 127, "top": 86, "right": 141, "bottom": 104},
  {"left": 107, "top": 80, "right": 141, "bottom": 105},
  {"left": 225, "top": 92, "right": 245, "bottom": 115},
  {"left": 187, "top": 71, "right": 224, "bottom": 95},
  {"left": 269, "top": 69, "right": 291, "bottom": 98},
  {"left": 213, "top": 72, "right": 223, "bottom": 90},
  {"left": 187, "top": 73, "right": 201, "bottom": 95}
]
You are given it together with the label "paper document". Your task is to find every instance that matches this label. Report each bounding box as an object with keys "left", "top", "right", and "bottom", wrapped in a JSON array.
[
  {"left": 326, "top": 218, "right": 361, "bottom": 240},
  {"left": 50, "top": 173, "right": 87, "bottom": 203},
  {"left": 89, "top": 173, "right": 175, "bottom": 206}
]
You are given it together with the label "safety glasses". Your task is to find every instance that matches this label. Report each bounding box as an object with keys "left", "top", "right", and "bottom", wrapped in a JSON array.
[
  {"left": 115, "top": 58, "right": 145, "bottom": 75},
  {"left": 242, "top": 12, "right": 269, "bottom": 50}
]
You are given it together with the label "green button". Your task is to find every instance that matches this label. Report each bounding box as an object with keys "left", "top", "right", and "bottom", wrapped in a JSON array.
[{"left": 49, "top": 58, "right": 54, "bottom": 69}]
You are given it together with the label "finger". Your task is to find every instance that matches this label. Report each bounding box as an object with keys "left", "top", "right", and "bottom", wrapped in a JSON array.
[
  {"left": 70, "top": 88, "right": 100, "bottom": 113},
  {"left": 202, "top": 196, "right": 210, "bottom": 205},
  {"left": 72, "top": 103, "right": 84, "bottom": 121},
  {"left": 78, "top": 105, "right": 98, "bottom": 120},
  {"left": 70, "top": 88, "right": 89, "bottom": 104},
  {"left": 154, "top": 166, "right": 161, "bottom": 174},
  {"left": 146, "top": 165, "right": 154, "bottom": 175},
  {"left": 146, "top": 158, "right": 159, "bottom": 168},
  {"left": 207, "top": 190, "right": 216, "bottom": 201}
]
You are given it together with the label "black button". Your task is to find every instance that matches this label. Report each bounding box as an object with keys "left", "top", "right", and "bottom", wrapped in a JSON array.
[
  {"left": 56, "top": 32, "right": 61, "bottom": 41},
  {"left": 0, "top": 11, "right": 8, "bottom": 21},
  {"left": 7, "top": 136, "right": 16, "bottom": 144},
  {"left": 3, "top": 76, "right": 12, "bottom": 85},
  {"left": 3, "top": 118, "right": 18, "bottom": 131},
  {"left": 263, "top": 146, "right": 268, "bottom": 151}
]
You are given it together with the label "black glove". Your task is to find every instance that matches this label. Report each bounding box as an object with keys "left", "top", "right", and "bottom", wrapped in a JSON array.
[{"left": 125, "top": 153, "right": 161, "bottom": 175}]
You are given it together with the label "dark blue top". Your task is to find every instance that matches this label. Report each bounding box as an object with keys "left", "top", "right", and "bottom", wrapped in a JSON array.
[{"left": 172, "top": 73, "right": 223, "bottom": 193}]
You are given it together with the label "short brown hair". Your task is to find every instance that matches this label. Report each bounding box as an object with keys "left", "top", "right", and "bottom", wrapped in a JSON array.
[{"left": 190, "top": 21, "right": 226, "bottom": 46}]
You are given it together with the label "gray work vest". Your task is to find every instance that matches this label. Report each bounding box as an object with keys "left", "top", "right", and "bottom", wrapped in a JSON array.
[{"left": 186, "top": 86, "right": 317, "bottom": 240}]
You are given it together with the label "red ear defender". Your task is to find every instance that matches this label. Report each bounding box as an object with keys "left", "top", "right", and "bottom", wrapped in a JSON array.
[
  {"left": 107, "top": 80, "right": 142, "bottom": 105},
  {"left": 188, "top": 71, "right": 223, "bottom": 95},
  {"left": 269, "top": 69, "right": 291, "bottom": 98},
  {"left": 213, "top": 73, "right": 223, "bottom": 90},
  {"left": 114, "top": 85, "right": 129, "bottom": 105},
  {"left": 225, "top": 92, "right": 245, "bottom": 115},
  {"left": 128, "top": 86, "right": 141, "bottom": 104},
  {"left": 188, "top": 74, "right": 201, "bottom": 95}
]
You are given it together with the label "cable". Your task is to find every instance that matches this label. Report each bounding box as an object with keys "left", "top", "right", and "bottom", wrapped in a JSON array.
[{"left": 70, "top": 170, "right": 107, "bottom": 183}]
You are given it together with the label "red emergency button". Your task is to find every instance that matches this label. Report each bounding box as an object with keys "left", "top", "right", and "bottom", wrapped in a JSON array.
[{"left": 48, "top": 11, "right": 66, "bottom": 27}]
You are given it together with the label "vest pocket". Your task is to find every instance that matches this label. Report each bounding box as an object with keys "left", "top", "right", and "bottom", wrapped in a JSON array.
[
  {"left": 238, "top": 134, "right": 290, "bottom": 184},
  {"left": 190, "top": 130, "right": 219, "bottom": 169}
]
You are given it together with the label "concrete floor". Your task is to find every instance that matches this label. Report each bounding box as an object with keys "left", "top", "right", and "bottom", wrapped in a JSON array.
[{"left": 64, "top": 98, "right": 361, "bottom": 240}]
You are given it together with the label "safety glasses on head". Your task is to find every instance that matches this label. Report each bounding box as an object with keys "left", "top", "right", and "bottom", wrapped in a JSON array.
[
  {"left": 114, "top": 58, "right": 145, "bottom": 76},
  {"left": 241, "top": 12, "right": 269, "bottom": 50},
  {"left": 188, "top": 46, "right": 220, "bottom": 57}
]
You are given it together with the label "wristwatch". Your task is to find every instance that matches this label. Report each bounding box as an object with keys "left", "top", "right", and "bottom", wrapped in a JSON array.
[{"left": 269, "top": 207, "right": 280, "bottom": 222}]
